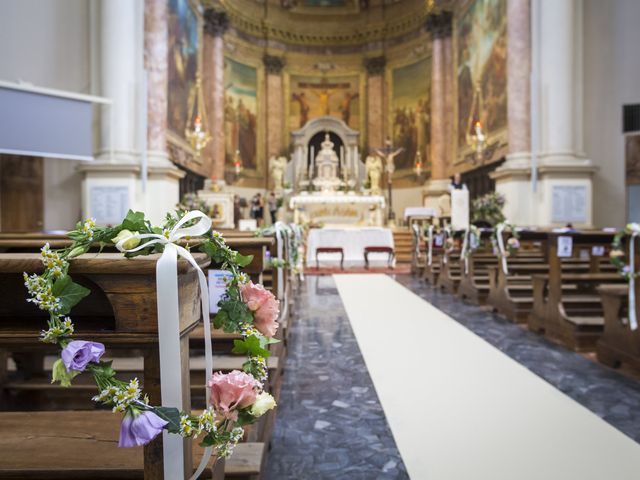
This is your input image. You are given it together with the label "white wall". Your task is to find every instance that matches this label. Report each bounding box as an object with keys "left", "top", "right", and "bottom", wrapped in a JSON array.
[
  {"left": 0, "top": 0, "right": 90, "bottom": 230},
  {"left": 583, "top": 0, "right": 640, "bottom": 228}
]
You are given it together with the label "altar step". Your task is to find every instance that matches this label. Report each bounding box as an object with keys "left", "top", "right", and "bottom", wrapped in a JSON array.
[{"left": 393, "top": 228, "right": 413, "bottom": 264}]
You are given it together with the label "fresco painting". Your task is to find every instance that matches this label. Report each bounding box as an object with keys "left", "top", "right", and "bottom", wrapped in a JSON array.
[{"left": 224, "top": 59, "right": 258, "bottom": 170}]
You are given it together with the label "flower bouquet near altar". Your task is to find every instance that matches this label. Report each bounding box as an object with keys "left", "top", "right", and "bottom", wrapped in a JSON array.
[
  {"left": 23, "top": 208, "right": 278, "bottom": 468},
  {"left": 471, "top": 192, "right": 506, "bottom": 227}
]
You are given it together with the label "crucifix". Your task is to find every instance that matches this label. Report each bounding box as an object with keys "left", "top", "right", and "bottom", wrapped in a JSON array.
[{"left": 375, "top": 137, "right": 404, "bottom": 224}]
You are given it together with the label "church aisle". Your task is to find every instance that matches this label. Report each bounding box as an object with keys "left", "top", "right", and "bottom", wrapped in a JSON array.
[
  {"left": 335, "top": 274, "right": 640, "bottom": 480},
  {"left": 266, "top": 275, "right": 408, "bottom": 480}
]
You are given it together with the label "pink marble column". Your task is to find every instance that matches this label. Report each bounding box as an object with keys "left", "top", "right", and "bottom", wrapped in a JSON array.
[
  {"left": 263, "top": 55, "right": 286, "bottom": 161},
  {"left": 507, "top": 0, "right": 531, "bottom": 154},
  {"left": 203, "top": 9, "right": 229, "bottom": 180},
  {"left": 442, "top": 34, "right": 454, "bottom": 177},
  {"left": 364, "top": 56, "right": 386, "bottom": 153},
  {"left": 144, "top": 0, "right": 168, "bottom": 157},
  {"left": 426, "top": 12, "right": 452, "bottom": 180}
]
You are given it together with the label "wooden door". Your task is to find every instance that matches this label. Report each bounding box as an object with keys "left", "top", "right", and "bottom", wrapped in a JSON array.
[{"left": 0, "top": 155, "right": 44, "bottom": 232}]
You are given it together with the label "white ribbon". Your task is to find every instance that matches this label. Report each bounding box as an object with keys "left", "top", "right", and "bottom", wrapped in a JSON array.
[
  {"left": 461, "top": 228, "right": 470, "bottom": 275},
  {"left": 274, "top": 222, "right": 285, "bottom": 300},
  {"left": 116, "top": 210, "right": 214, "bottom": 480},
  {"left": 496, "top": 223, "right": 509, "bottom": 274},
  {"left": 443, "top": 228, "right": 449, "bottom": 265},
  {"left": 427, "top": 225, "right": 434, "bottom": 266},
  {"left": 629, "top": 232, "right": 638, "bottom": 330}
]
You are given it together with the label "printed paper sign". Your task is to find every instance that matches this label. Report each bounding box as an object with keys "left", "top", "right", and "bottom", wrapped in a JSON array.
[
  {"left": 208, "top": 270, "right": 233, "bottom": 314},
  {"left": 434, "top": 234, "right": 444, "bottom": 247},
  {"left": 557, "top": 236, "right": 573, "bottom": 258},
  {"left": 591, "top": 245, "right": 605, "bottom": 257}
]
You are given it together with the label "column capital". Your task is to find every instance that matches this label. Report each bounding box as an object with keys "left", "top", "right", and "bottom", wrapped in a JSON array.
[
  {"left": 425, "top": 11, "right": 452, "bottom": 39},
  {"left": 203, "top": 9, "right": 229, "bottom": 37},
  {"left": 263, "top": 54, "right": 286, "bottom": 75},
  {"left": 364, "top": 56, "right": 386, "bottom": 76}
]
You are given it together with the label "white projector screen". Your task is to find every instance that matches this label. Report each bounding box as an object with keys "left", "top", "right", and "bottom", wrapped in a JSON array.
[{"left": 0, "top": 84, "right": 95, "bottom": 161}]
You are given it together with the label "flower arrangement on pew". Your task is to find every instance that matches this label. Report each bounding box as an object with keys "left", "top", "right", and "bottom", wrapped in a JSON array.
[
  {"left": 610, "top": 223, "right": 640, "bottom": 281},
  {"left": 491, "top": 221, "right": 520, "bottom": 258},
  {"left": 461, "top": 225, "right": 481, "bottom": 259},
  {"left": 256, "top": 222, "right": 305, "bottom": 275},
  {"left": 24, "top": 210, "right": 277, "bottom": 461}
]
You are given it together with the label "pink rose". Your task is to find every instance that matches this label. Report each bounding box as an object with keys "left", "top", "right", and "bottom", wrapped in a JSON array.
[
  {"left": 240, "top": 282, "right": 279, "bottom": 337},
  {"left": 208, "top": 370, "right": 258, "bottom": 417}
]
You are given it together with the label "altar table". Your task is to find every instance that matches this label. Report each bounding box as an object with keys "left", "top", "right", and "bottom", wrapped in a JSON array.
[
  {"left": 290, "top": 193, "right": 386, "bottom": 227},
  {"left": 306, "top": 227, "right": 395, "bottom": 268}
]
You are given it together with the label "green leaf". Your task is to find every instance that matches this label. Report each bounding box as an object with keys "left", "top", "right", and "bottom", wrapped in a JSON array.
[
  {"left": 232, "top": 336, "right": 271, "bottom": 358},
  {"left": 213, "top": 310, "right": 228, "bottom": 329},
  {"left": 235, "top": 253, "right": 254, "bottom": 268},
  {"left": 120, "top": 210, "right": 148, "bottom": 233},
  {"left": 154, "top": 407, "right": 182, "bottom": 434},
  {"left": 52, "top": 275, "right": 91, "bottom": 315}
]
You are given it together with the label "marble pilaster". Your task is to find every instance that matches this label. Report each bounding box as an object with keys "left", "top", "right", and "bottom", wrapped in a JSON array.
[
  {"left": 442, "top": 34, "right": 454, "bottom": 177},
  {"left": 144, "top": 0, "right": 170, "bottom": 166},
  {"left": 203, "top": 9, "right": 229, "bottom": 180},
  {"left": 364, "top": 56, "right": 386, "bottom": 153},
  {"left": 507, "top": 0, "right": 531, "bottom": 155}
]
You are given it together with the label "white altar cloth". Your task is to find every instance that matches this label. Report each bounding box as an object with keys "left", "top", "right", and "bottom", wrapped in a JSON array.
[
  {"left": 306, "top": 227, "right": 395, "bottom": 267},
  {"left": 290, "top": 193, "right": 386, "bottom": 226}
]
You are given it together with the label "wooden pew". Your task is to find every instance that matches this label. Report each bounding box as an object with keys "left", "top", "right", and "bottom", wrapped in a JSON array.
[
  {"left": 435, "top": 252, "right": 462, "bottom": 294},
  {"left": 0, "top": 252, "right": 206, "bottom": 478},
  {"left": 537, "top": 232, "right": 625, "bottom": 351},
  {"left": 596, "top": 234, "right": 640, "bottom": 368},
  {"left": 0, "top": 235, "right": 286, "bottom": 478}
]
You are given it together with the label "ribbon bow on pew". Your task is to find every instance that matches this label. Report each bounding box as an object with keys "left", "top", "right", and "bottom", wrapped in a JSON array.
[{"left": 116, "top": 210, "right": 214, "bottom": 480}]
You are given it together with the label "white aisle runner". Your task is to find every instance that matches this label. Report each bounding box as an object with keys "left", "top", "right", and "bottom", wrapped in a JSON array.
[{"left": 334, "top": 274, "right": 640, "bottom": 480}]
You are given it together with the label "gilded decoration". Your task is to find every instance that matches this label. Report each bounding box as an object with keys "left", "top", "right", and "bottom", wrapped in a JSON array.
[{"left": 455, "top": 0, "right": 508, "bottom": 166}]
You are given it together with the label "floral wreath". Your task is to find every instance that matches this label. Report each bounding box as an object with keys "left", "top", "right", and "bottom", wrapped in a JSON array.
[
  {"left": 461, "top": 225, "right": 482, "bottom": 259},
  {"left": 24, "top": 209, "right": 279, "bottom": 465},
  {"left": 610, "top": 223, "right": 640, "bottom": 281},
  {"left": 492, "top": 221, "right": 520, "bottom": 258}
]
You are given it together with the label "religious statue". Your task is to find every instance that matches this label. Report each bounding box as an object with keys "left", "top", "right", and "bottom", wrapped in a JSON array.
[
  {"left": 365, "top": 155, "right": 383, "bottom": 195},
  {"left": 269, "top": 155, "right": 287, "bottom": 190}
]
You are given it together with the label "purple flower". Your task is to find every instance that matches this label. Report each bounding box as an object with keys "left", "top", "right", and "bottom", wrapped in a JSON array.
[
  {"left": 61, "top": 340, "right": 105, "bottom": 372},
  {"left": 118, "top": 410, "right": 168, "bottom": 447},
  {"left": 623, "top": 265, "right": 631, "bottom": 274}
]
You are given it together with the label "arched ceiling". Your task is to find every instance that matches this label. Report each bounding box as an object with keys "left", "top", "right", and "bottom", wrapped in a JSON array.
[{"left": 207, "top": 0, "right": 444, "bottom": 47}]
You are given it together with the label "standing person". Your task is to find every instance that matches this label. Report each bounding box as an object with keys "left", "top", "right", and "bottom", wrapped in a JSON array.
[
  {"left": 267, "top": 192, "right": 278, "bottom": 225},
  {"left": 448, "top": 172, "right": 468, "bottom": 192},
  {"left": 251, "top": 193, "right": 264, "bottom": 227}
]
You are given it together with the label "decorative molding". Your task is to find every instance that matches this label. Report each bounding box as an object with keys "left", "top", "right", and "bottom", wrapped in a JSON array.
[
  {"left": 203, "top": 9, "right": 230, "bottom": 37},
  {"left": 364, "top": 56, "right": 386, "bottom": 76},
  {"left": 425, "top": 11, "right": 452, "bottom": 38},
  {"left": 263, "top": 54, "right": 286, "bottom": 75}
]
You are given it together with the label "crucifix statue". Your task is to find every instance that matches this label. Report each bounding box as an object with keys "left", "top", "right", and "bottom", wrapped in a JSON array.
[{"left": 375, "top": 137, "right": 404, "bottom": 224}]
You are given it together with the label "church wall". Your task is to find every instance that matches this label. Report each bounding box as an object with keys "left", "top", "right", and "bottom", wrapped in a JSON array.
[
  {"left": 583, "top": 0, "right": 640, "bottom": 227},
  {"left": 0, "top": 0, "right": 90, "bottom": 230}
]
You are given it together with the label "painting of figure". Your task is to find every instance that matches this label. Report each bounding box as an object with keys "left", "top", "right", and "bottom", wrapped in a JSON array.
[
  {"left": 224, "top": 59, "right": 258, "bottom": 170},
  {"left": 391, "top": 58, "right": 431, "bottom": 173},
  {"left": 457, "top": 0, "right": 507, "bottom": 150},
  {"left": 289, "top": 75, "right": 360, "bottom": 130},
  {"left": 167, "top": 0, "right": 199, "bottom": 140}
]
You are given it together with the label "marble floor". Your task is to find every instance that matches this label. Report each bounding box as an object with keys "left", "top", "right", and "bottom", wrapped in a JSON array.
[
  {"left": 265, "top": 274, "right": 640, "bottom": 479},
  {"left": 265, "top": 275, "right": 409, "bottom": 480}
]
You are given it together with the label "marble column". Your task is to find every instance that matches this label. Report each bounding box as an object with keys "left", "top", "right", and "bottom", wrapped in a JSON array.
[
  {"left": 492, "top": 0, "right": 595, "bottom": 227},
  {"left": 264, "top": 54, "right": 286, "bottom": 177},
  {"left": 506, "top": 0, "right": 531, "bottom": 155},
  {"left": 422, "top": 11, "right": 453, "bottom": 211},
  {"left": 144, "top": 0, "right": 171, "bottom": 166},
  {"left": 203, "top": 9, "right": 229, "bottom": 181},
  {"left": 426, "top": 12, "right": 452, "bottom": 181},
  {"left": 364, "top": 56, "right": 386, "bottom": 154}
]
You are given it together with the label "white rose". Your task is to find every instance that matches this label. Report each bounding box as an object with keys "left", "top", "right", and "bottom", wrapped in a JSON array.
[
  {"left": 250, "top": 392, "right": 276, "bottom": 417},
  {"left": 111, "top": 229, "right": 140, "bottom": 250}
]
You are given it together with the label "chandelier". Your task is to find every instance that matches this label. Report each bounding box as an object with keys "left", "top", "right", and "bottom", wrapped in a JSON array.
[{"left": 185, "top": 74, "right": 211, "bottom": 157}]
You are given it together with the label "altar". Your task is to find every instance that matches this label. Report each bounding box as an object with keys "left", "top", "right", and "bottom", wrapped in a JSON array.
[
  {"left": 290, "top": 193, "right": 386, "bottom": 226},
  {"left": 306, "top": 227, "right": 395, "bottom": 268}
]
